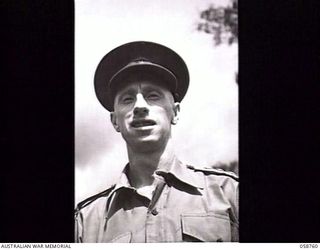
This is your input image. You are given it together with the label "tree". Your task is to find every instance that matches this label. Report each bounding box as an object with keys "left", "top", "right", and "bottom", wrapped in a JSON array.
[
  {"left": 197, "top": 0, "right": 239, "bottom": 174},
  {"left": 197, "top": 0, "right": 238, "bottom": 84},
  {"left": 197, "top": 1, "right": 239, "bottom": 172},
  {"left": 197, "top": 0, "right": 238, "bottom": 46}
]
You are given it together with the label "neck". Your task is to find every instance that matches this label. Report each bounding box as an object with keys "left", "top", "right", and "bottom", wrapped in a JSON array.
[{"left": 126, "top": 138, "right": 176, "bottom": 188}]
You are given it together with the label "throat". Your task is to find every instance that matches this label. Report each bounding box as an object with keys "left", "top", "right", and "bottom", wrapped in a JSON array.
[{"left": 126, "top": 139, "right": 176, "bottom": 188}]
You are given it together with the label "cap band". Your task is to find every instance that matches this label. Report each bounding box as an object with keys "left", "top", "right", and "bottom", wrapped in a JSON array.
[{"left": 108, "top": 60, "right": 178, "bottom": 91}]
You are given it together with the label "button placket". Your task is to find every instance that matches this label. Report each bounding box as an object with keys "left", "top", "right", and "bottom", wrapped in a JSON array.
[
  {"left": 145, "top": 178, "right": 166, "bottom": 242},
  {"left": 151, "top": 208, "right": 158, "bottom": 215},
  {"left": 147, "top": 178, "right": 166, "bottom": 213}
]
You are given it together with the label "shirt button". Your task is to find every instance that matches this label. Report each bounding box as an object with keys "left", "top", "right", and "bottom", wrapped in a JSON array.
[{"left": 151, "top": 209, "right": 158, "bottom": 215}]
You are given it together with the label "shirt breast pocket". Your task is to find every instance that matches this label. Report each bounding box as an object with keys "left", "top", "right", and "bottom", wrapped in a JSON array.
[{"left": 181, "top": 213, "right": 231, "bottom": 242}]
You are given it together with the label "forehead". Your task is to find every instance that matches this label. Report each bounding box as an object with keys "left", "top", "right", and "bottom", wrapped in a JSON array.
[
  {"left": 116, "top": 80, "right": 170, "bottom": 94},
  {"left": 111, "top": 73, "right": 174, "bottom": 97}
]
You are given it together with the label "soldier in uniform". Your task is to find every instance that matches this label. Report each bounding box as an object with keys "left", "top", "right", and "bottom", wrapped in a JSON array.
[{"left": 75, "top": 41, "right": 239, "bottom": 243}]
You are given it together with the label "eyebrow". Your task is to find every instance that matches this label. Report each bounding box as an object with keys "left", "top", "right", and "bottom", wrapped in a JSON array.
[
  {"left": 118, "top": 84, "right": 165, "bottom": 95},
  {"left": 141, "top": 85, "right": 164, "bottom": 93},
  {"left": 118, "top": 88, "right": 135, "bottom": 96}
]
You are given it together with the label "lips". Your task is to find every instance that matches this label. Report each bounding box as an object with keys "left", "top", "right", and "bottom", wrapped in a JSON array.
[{"left": 131, "top": 119, "right": 156, "bottom": 128}]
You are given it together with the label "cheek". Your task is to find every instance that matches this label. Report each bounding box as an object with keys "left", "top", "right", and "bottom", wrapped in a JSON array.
[
  {"left": 162, "top": 107, "right": 175, "bottom": 122},
  {"left": 114, "top": 111, "right": 127, "bottom": 128}
]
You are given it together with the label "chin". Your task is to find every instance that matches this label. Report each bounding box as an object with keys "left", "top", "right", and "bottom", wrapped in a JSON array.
[
  {"left": 128, "top": 135, "right": 166, "bottom": 152},
  {"left": 135, "top": 135, "right": 161, "bottom": 145}
]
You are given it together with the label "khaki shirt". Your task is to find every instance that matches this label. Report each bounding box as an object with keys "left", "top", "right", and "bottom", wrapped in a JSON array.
[{"left": 75, "top": 160, "right": 239, "bottom": 242}]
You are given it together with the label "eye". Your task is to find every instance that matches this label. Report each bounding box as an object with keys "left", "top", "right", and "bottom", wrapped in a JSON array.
[
  {"left": 146, "top": 92, "right": 161, "bottom": 100},
  {"left": 121, "top": 95, "right": 134, "bottom": 104}
]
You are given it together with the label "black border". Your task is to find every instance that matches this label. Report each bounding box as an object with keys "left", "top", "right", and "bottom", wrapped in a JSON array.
[
  {"left": 239, "top": 0, "right": 320, "bottom": 242},
  {"left": 2, "top": 1, "right": 74, "bottom": 242}
]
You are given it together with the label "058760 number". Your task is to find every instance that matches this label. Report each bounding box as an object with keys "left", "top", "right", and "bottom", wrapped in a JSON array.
[{"left": 300, "top": 244, "right": 318, "bottom": 248}]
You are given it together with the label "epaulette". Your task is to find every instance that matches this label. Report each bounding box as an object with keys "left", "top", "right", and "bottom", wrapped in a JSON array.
[
  {"left": 187, "top": 165, "right": 239, "bottom": 181},
  {"left": 75, "top": 184, "right": 116, "bottom": 213}
]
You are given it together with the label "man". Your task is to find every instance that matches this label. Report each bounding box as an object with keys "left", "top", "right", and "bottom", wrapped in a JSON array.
[{"left": 75, "top": 41, "right": 238, "bottom": 242}]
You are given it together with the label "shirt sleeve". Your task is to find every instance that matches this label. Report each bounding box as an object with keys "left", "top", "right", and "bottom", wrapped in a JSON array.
[
  {"left": 74, "top": 209, "right": 83, "bottom": 243},
  {"left": 231, "top": 182, "right": 239, "bottom": 241}
]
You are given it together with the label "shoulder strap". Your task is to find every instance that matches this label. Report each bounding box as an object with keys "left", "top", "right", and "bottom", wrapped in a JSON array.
[
  {"left": 187, "top": 165, "right": 239, "bottom": 181},
  {"left": 75, "top": 184, "right": 116, "bottom": 213}
]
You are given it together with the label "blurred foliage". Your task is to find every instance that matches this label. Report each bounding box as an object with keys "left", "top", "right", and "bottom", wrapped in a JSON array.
[
  {"left": 197, "top": 2, "right": 239, "bottom": 168},
  {"left": 197, "top": 0, "right": 238, "bottom": 46},
  {"left": 197, "top": 0, "right": 238, "bottom": 84},
  {"left": 212, "top": 160, "right": 238, "bottom": 175}
]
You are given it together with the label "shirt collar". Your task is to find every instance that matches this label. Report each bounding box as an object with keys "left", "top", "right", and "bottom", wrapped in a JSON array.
[
  {"left": 155, "top": 158, "right": 204, "bottom": 190},
  {"left": 110, "top": 164, "right": 134, "bottom": 196},
  {"left": 104, "top": 165, "right": 135, "bottom": 219},
  {"left": 110, "top": 159, "right": 204, "bottom": 198},
  {"left": 105, "top": 160, "right": 204, "bottom": 218}
]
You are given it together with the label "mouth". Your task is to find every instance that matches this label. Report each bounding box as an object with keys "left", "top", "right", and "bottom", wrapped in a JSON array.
[{"left": 131, "top": 119, "right": 156, "bottom": 128}]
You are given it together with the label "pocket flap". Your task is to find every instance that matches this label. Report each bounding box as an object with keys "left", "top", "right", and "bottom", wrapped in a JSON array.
[
  {"left": 110, "top": 232, "right": 132, "bottom": 243},
  {"left": 181, "top": 213, "right": 231, "bottom": 242}
]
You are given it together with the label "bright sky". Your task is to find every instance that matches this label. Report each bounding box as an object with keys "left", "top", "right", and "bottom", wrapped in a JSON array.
[{"left": 75, "top": 0, "right": 238, "bottom": 203}]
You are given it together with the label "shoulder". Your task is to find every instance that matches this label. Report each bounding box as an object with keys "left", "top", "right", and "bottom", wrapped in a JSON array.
[
  {"left": 187, "top": 165, "right": 238, "bottom": 220},
  {"left": 187, "top": 165, "right": 238, "bottom": 201},
  {"left": 75, "top": 185, "right": 116, "bottom": 215},
  {"left": 187, "top": 165, "right": 238, "bottom": 182}
]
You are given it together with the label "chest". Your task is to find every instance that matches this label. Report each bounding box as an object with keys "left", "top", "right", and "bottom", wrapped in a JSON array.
[{"left": 98, "top": 183, "right": 232, "bottom": 242}]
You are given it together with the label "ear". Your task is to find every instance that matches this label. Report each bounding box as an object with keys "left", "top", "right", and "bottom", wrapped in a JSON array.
[
  {"left": 110, "top": 112, "right": 120, "bottom": 132},
  {"left": 171, "top": 102, "right": 180, "bottom": 125}
]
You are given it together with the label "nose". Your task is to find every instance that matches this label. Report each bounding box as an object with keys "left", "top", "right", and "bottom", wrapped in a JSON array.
[{"left": 133, "top": 94, "right": 149, "bottom": 117}]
